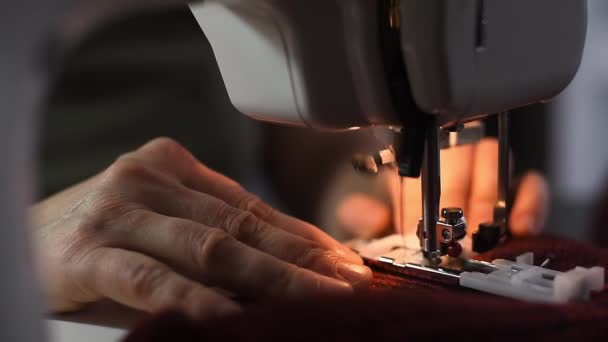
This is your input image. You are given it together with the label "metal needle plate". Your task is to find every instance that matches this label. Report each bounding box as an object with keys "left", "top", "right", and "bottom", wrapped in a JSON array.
[{"left": 378, "top": 253, "right": 498, "bottom": 280}]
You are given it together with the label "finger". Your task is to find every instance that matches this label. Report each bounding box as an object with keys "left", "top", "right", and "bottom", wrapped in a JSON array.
[
  {"left": 195, "top": 181, "right": 362, "bottom": 264},
  {"left": 468, "top": 138, "right": 499, "bottom": 235},
  {"left": 509, "top": 171, "right": 550, "bottom": 236},
  {"left": 111, "top": 212, "right": 356, "bottom": 297},
  {"left": 399, "top": 145, "right": 474, "bottom": 235},
  {"left": 135, "top": 189, "right": 372, "bottom": 288},
  {"left": 438, "top": 145, "right": 474, "bottom": 217},
  {"left": 81, "top": 248, "right": 240, "bottom": 320},
  {"left": 335, "top": 193, "right": 391, "bottom": 239},
  {"left": 380, "top": 169, "right": 401, "bottom": 232},
  {"left": 131, "top": 138, "right": 361, "bottom": 264},
  {"left": 401, "top": 175, "right": 422, "bottom": 235}
]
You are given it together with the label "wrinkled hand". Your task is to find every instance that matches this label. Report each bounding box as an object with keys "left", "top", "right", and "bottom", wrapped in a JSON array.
[
  {"left": 336, "top": 138, "right": 550, "bottom": 239},
  {"left": 32, "top": 138, "right": 371, "bottom": 320}
]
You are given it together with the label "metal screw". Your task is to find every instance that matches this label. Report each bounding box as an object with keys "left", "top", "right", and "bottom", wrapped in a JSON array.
[
  {"left": 428, "top": 251, "right": 442, "bottom": 265},
  {"left": 442, "top": 207, "right": 464, "bottom": 225},
  {"left": 442, "top": 229, "right": 452, "bottom": 241},
  {"left": 540, "top": 254, "right": 555, "bottom": 268}
]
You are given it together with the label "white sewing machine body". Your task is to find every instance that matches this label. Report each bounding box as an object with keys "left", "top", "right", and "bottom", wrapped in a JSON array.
[{"left": 190, "top": 0, "right": 588, "bottom": 130}]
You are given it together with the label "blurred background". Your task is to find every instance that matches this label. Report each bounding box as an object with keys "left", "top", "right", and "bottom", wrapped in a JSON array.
[
  {"left": 39, "top": 2, "right": 607, "bottom": 246},
  {"left": 548, "top": 0, "right": 608, "bottom": 241}
]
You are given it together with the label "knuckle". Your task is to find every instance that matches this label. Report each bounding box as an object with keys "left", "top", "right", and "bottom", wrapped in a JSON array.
[
  {"left": 189, "top": 228, "right": 234, "bottom": 272},
  {"left": 85, "top": 192, "right": 145, "bottom": 233},
  {"left": 68, "top": 216, "right": 100, "bottom": 244},
  {"left": 202, "top": 201, "right": 232, "bottom": 227},
  {"left": 57, "top": 195, "right": 143, "bottom": 263},
  {"left": 223, "top": 209, "right": 263, "bottom": 240},
  {"left": 140, "top": 138, "right": 192, "bottom": 162},
  {"left": 87, "top": 190, "right": 133, "bottom": 215},
  {"left": 104, "top": 160, "right": 156, "bottom": 184},
  {"left": 108, "top": 207, "right": 153, "bottom": 237},
  {"left": 65, "top": 198, "right": 119, "bottom": 244},
  {"left": 129, "top": 262, "right": 172, "bottom": 300},
  {"left": 103, "top": 159, "right": 176, "bottom": 190},
  {"left": 145, "top": 137, "right": 184, "bottom": 154},
  {"left": 57, "top": 219, "right": 102, "bottom": 265},
  {"left": 234, "top": 191, "right": 275, "bottom": 221},
  {"left": 114, "top": 150, "right": 138, "bottom": 164}
]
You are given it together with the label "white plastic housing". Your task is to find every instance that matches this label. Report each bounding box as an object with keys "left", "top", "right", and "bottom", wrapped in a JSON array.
[
  {"left": 189, "top": 0, "right": 399, "bottom": 130},
  {"left": 460, "top": 253, "right": 605, "bottom": 304},
  {"left": 190, "top": 0, "right": 587, "bottom": 129}
]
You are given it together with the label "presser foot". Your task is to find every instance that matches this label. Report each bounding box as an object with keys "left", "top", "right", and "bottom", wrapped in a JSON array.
[
  {"left": 349, "top": 234, "right": 492, "bottom": 281},
  {"left": 348, "top": 234, "right": 605, "bottom": 304},
  {"left": 417, "top": 207, "right": 468, "bottom": 265}
]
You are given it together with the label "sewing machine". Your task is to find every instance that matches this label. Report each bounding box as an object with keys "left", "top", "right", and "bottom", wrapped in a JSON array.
[
  {"left": 0, "top": 1, "right": 601, "bottom": 340},
  {"left": 189, "top": 1, "right": 580, "bottom": 259},
  {"left": 189, "top": 0, "right": 604, "bottom": 302}
]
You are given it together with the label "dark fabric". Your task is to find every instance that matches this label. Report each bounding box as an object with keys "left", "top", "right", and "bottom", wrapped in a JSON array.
[
  {"left": 593, "top": 182, "right": 608, "bottom": 248},
  {"left": 125, "top": 235, "right": 608, "bottom": 341}
]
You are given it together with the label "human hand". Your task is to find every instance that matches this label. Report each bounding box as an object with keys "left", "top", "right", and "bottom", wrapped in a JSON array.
[
  {"left": 31, "top": 138, "right": 371, "bottom": 320},
  {"left": 335, "top": 138, "right": 549, "bottom": 239}
]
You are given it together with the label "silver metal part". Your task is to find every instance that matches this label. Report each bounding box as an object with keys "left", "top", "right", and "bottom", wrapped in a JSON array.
[
  {"left": 378, "top": 254, "right": 498, "bottom": 280},
  {"left": 396, "top": 262, "right": 461, "bottom": 280},
  {"left": 417, "top": 123, "right": 468, "bottom": 262},
  {"left": 540, "top": 257, "right": 552, "bottom": 268},
  {"left": 495, "top": 111, "right": 511, "bottom": 224},
  {"left": 472, "top": 112, "right": 512, "bottom": 253},
  {"left": 352, "top": 148, "right": 396, "bottom": 174}
]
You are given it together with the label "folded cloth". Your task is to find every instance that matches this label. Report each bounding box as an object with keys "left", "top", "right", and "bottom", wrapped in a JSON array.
[{"left": 125, "top": 236, "right": 608, "bottom": 342}]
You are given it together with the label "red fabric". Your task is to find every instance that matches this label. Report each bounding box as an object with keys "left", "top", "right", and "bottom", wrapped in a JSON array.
[{"left": 125, "top": 235, "right": 608, "bottom": 342}]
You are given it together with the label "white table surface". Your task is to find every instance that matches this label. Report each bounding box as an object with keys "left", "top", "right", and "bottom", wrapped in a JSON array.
[
  {"left": 47, "top": 321, "right": 127, "bottom": 342},
  {"left": 45, "top": 301, "right": 144, "bottom": 342}
]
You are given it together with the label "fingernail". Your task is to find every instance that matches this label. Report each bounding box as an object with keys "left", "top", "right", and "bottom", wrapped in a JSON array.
[
  {"left": 337, "top": 263, "right": 373, "bottom": 289},
  {"left": 291, "top": 270, "right": 354, "bottom": 297},
  {"left": 318, "top": 277, "right": 355, "bottom": 296},
  {"left": 335, "top": 245, "right": 365, "bottom": 264}
]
